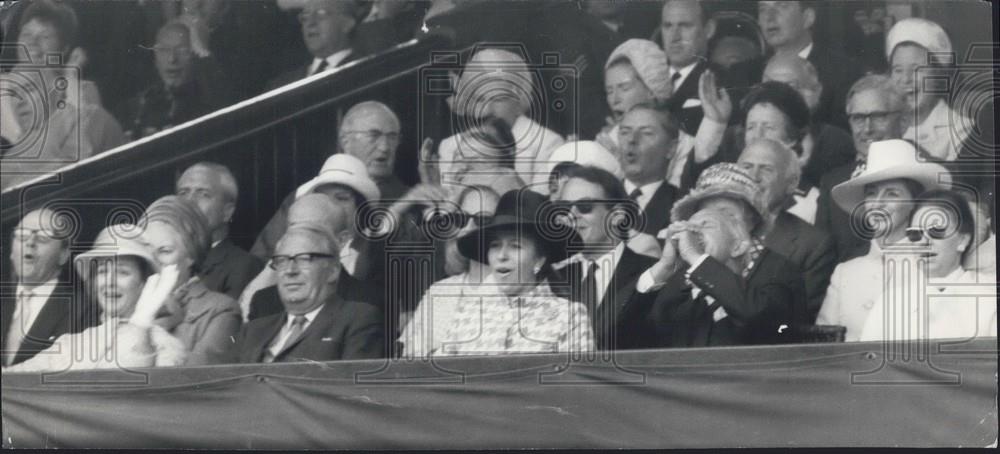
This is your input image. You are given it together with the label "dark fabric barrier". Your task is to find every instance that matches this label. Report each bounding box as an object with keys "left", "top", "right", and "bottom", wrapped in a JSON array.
[{"left": 2, "top": 339, "right": 997, "bottom": 448}]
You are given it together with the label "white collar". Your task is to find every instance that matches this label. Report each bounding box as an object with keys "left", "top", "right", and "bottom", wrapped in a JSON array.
[
  {"left": 16, "top": 278, "right": 58, "bottom": 300},
  {"left": 310, "top": 48, "right": 353, "bottom": 75},
  {"left": 623, "top": 179, "right": 663, "bottom": 198},
  {"left": 287, "top": 303, "right": 324, "bottom": 326},
  {"left": 797, "top": 42, "right": 814, "bottom": 59},
  {"left": 669, "top": 61, "right": 698, "bottom": 85}
]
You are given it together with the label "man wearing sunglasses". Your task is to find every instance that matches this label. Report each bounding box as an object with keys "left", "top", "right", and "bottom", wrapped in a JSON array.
[
  {"left": 551, "top": 165, "right": 658, "bottom": 351},
  {"left": 237, "top": 224, "right": 384, "bottom": 363},
  {"left": 3, "top": 209, "right": 98, "bottom": 366}
]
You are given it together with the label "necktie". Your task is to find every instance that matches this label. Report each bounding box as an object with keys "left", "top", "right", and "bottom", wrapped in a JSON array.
[
  {"left": 4, "top": 289, "right": 33, "bottom": 366},
  {"left": 313, "top": 59, "right": 329, "bottom": 75},
  {"left": 581, "top": 261, "right": 599, "bottom": 317},
  {"left": 671, "top": 71, "right": 682, "bottom": 88},
  {"left": 280, "top": 315, "right": 309, "bottom": 353},
  {"left": 629, "top": 188, "right": 642, "bottom": 201}
]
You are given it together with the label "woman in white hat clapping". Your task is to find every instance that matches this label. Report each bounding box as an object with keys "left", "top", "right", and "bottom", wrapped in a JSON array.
[
  {"left": 816, "top": 139, "right": 952, "bottom": 341},
  {"left": 4, "top": 225, "right": 187, "bottom": 372}
]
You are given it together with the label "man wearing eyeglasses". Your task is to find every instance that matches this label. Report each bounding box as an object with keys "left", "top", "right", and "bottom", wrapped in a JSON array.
[
  {"left": 816, "top": 75, "right": 907, "bottom": 263},
  {"left": 236, "top": 224, "right": 384, "bottom": 363},
  {"left": 267, "top": 0, "right": 372, "bottom": 89},
  {"left": 550, "top": 165, "right": 658, "bottom": 351},
  {"left": 115, "top": 20, "right": 234, "bottom": 140},
  {"left": 339, "top": 101, "right": 410, "bottom": 201},
  {"left": 2, "top": 209, "right": 98, "bottom": 367}
]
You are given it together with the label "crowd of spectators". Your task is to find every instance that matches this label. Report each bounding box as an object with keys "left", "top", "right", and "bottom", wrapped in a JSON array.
[{"left": 1, "top": 0, "right": 995, "bottom": 371}]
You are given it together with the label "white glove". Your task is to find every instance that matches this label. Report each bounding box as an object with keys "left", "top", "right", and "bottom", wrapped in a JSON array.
[{"left": 130, "top": 264, "right": 180, "bottom": 328}]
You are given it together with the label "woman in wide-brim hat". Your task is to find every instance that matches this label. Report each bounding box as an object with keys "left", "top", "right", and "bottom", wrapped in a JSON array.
[
  {"left": 817, "top": 139, "right": 952, "bottom": 342},
  {"left": 4, "top": 225, "right": 187, "bottom": 372},
  {"left": 427, "top": 190, "right": 594, "bottom": 357}
]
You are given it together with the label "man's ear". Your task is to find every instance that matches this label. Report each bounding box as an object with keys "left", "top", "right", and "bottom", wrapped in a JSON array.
[
  {"left": 222, "top": 201, "right": 236, "bottom": 224},
  {"left": 957, "top": 233, "right": 973, "bottom": 255},
  {"left": 325, "top": 261, "right": 343, "bottom": 284},
  {"left": 704, "top": 18, "right": 716, "bottom": 41},
  {"left": 730, "top": 238, "right": 751, "bottom": 259},
  {"left": 57, "top": 244, "right": 71, "bottom": 267},
  {"left": 802, "top": 7, "right": 816, "bottom": 31}
]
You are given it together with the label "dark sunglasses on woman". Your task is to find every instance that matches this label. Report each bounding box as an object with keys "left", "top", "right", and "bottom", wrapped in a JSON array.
[{"left": 905, "top": 226, "right": 950, "bottom": 242}]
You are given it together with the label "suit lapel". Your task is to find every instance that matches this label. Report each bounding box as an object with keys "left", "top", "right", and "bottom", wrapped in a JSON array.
[
  {"left": 200, "top": 240, "right": 230, "bottom": 276},
  {"left": 599, "top": 248, "right": 642, "bottom": 318},
  {"left": 253, "top": 314, "right": 288, "bottom": 362},
  {"left": 1, "top": 294, "right": 15, "bottom": 348},
  {"left": 274, "top": 296, "right": 339, "bottom": 360},
  {"left": 16, "top": 292, "right": 70, "bottom": 361},
  {"left": 671, "top": 61, "right": 705, "bottom": 104},
  {"left": 642, "top": 182, "right": 677, "bottom": 234}
]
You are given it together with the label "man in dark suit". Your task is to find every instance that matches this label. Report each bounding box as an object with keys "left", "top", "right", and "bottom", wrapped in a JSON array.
[
  {"left": 177, "top": 162, "right": 263, "bottom": 300},
  {"left": 816, "top": 75, "right": 907, "bottom": 262},
  {"left": 637, "top": 207, "right": 806, "bottom": 348},
  {"left": 618, "top": 104, "right": 680, "bottom": 236},
  {"left": 659, "top": 0, "right": 721, "bottom": 138},
  {"left": 757, "top": 1, "right": 862, "bottom": 129},
  {"left": 265, "top": 0, "right": 371, "bottom": 90},
  {"left": 237, "top": 224, "right": 384, "bottom": 363},
  {"left": 738, "top": 139, "right": 836, "bottom": 322},
  {"left": 2, "top": 209, "right": 97, "bottom": 366},
  {"left": 550, "top": 165, "right": 658, "bottom": 350}
]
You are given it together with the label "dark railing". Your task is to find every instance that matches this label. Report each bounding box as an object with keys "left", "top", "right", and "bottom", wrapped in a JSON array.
[{"left": 1, "top": 34, "right": 453, "bottom": 257}]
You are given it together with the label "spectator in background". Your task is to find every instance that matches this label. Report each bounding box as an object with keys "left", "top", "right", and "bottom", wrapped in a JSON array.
[
  {"left": 685, "top": 81, "right": 850, "bottom": 225},
  {"left": 140, "top": 196, "right": 242, "bottom": 365},
  {"left": 439, "top": 47, "right": 564, "bottom": 191},
  {"left": 237, "top": 224, "right": 384, "bottom": 363},
  {"left": 886, "top": 18, "right": 972, "bottom": 163},
  {"left": 761, "top": 54, "right": 856, "bottom": 195},
  {"left": 2, "top": 208, "right": 99, "bottom": 367},
  {"left": 338, "top": 101, "right": 410, "bottom": 201},
  {"left": 757, "top": 1, "right": 861, "bottom": 129},
  {"left": 964, "top": 196, "right": 996, "bottom": 276},
  {"left": 618, "top": 104, "right": 681, "bottom": 236},
  {"left": 708, "top": 12, "right": 764, "bottom": 70},
  {"left": 816, "top": 139, "right": 951, "bottom": 342},
  {"left": 816, "top": 75, "right": 907, "bottom": 262},
  {"left": 659, "top": 0, "right": 715, "bottom": 136},
  {"left": 267, "top": 0, "right": 372, "bottom": 89},
  {"left": 737, "top": 139, "right": 836, "bottom": 322},
  {"left": 176, "top": 162, "right": 263, "bottom": 300},
  {"left": 597, "top": 39, "right": 672, "bottom": 156},
  {"left": 1, "top": 0, "right": 125, "bottom": 190},
  {"left": 116, "top": 20, "right": 234, "bottom": 140}
]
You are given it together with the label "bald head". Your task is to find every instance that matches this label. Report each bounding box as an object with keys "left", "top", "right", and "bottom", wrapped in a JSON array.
[
  {"left": 763, "top": 53, "right": 821, "bottom": 113},
  {"left": 738, "top": 138, "right": 800, "bottom": 211},
  {"left": 339, "top": 101, "right": 401, "bottom": 180},
  {"left": 288, "top": 193, "right": 350, "bottom": 237}
]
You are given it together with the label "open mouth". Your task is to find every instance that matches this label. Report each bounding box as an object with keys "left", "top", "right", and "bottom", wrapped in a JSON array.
[
  {"left": 282, "top": 282, "right": 305, "bottom": 292},
  {"left": 493, "top": 267, "right": 514, "bottom": 278}
]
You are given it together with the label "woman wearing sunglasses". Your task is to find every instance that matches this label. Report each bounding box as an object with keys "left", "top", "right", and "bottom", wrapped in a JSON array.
[
  {"left": 816, "top": 140, "right": 952, "bottom": 342},
  {"left": 858, "top": 189, "right": 996, "bottom": 341}
]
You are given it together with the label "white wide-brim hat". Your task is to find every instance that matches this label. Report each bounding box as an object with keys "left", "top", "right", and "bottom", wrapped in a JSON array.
[
  {"left": 544, "top": 140, "right": 624, "bottom": 180},
  {"left": 295, "top": 153, "right": 381, "bottom": 202},
  {"left": 832, "top": 139, "right": 952, "bottom": 212},
  {"left": 74, "top": 224, "right": 159, "bottom": 278}
]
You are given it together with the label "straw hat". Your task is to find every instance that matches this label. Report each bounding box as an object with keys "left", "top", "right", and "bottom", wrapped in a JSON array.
[
  {"left": 74, "top": 224, "right": 158, "bottom": 277},
  {"left": 670, "top": 163, "right": 767, "bottom": 223}
]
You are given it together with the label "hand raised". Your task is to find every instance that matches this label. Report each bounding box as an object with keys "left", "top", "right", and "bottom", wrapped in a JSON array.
[
  {"left": 130, "top": 264, "right": 180, "bottom": 327},
  {"left": 699, "top": 70, "right": 732, "bottom": 123},
  {"left": 417, "top": 138, "right": 439, "bottom": 185}
]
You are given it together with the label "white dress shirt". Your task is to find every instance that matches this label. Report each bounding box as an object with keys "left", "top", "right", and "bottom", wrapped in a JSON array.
[
  {"left": 308, "top": 48, "right": 354, "bottom": 76},
  {"left": 903, "top": 98, "right": 971, "bottom": 162},
  {"left": 576, "top": 242, "right": 626, "bottom": 308},
  {"left": 797, "top": 42, "right": 814, "bottom": 60},
  {"left": 265, "top": 304, "right": 324, "bottom": 360},
  {"left": 5, "top": 279, "right": 58, "bottom": 363},
  {"left": 669, "top": 61, "right": 698, "bottom": 91},
  {"left": 624, "top": 179, "right": 664, "bottom": 212}
]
